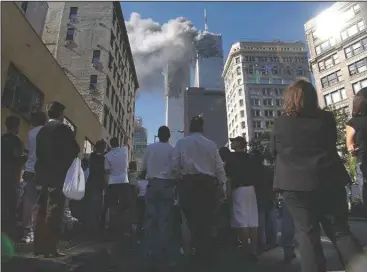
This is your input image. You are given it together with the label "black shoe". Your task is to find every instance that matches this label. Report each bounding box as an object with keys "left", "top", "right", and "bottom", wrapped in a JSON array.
[
  {"left": 283, "top": 253, "right": 296, "bottom": 264},
  {"left": 44, "top": 251, "right": 66, "bottom": 258}
]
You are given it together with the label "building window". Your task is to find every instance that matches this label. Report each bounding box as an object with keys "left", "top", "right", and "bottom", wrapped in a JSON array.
[
  {"left": 254, "top": 132, "right": 262, "bottom": 139},
  {"left": 63, "top": 117, "right": 76, "bottom": 133},
  {"left": 238, "top": 89, "right": 242, "bottom": 96},
  {"left": 21, "top": 2, "right": 28, "bottom": 12},
  {"left": 89, "top": 75, "right": 97, "bottom": 90},
  {"left": 275, "top": 99, "right": 282, "bottom": 106},
  {"left": 1, "top": 64, "right": 44, "bottom": 120},
  {"left": 284, "top": 67, "right": 291, "bottom": 76},
  {"left": 315, "top": 38, "right": 336, "bottom": 55},
  {"left": 324, "top": 88, "right": 347, "bottom": 106},
  {"left": 264, "top": 110, "right": 274, "bottom": 117},
  {"left": 108, "top": 52, "right": 113, "bottom": 70},
  {"left": 253, "top": 121, "right": 261, "bottom": 129},
  {"left": 66, "top": 27, "right": 75, "bottom": 41},
  {"left": 274, "top": 88, "right": 283, "bottom": 96},
  {"left": 353, "top": 78, "right": 367, "bottom": 94},
  {"left": 296, "top": 68, "right": 304, "bottom": 76},
  {"left": 235, "top": 57, "right": 240, "bottom": 64},
  {"left": 251, "top": 109, "right": 260, "bottom": 117},
  {"left": 321, "top": 70, "right": 343, "bottom": 88},
  {"left": 237, "top": 79, "right": 242, "bottom": 85},
  {"left": 92, "top": 50, "right": 101, "bottom": 64},
  {"left": 277, "top": 110, "right": 282, "bottom": 116},
  {"left": 240, "top": 110, "right": 245, "bottom": 117},
  {"left": 341, "top": 20, "right": 365, "bottom": 41},
  {"left": 103, "top": 105, "right": 109, "bottom": 128},
  {"left": 262, "top": 88, "right": 271, "bottom": 96},
  {"left": 248, "top": 65, "right": 254, "bottom": 74},
  {"left": 83, "top": 138, "right": 93, "bottom": 154},
  {"left": 239, "top": 99, "right": 244, "bottom": 107},
  {"left": 106, "top": 77, "right": 111, "bottom": 98},
  {"left": 69, "top": 7, "right": 78, "bottom": 19},
  {"left": 348, "top": 58, "right": 367, "bottom": 76},
  {"left": 272, "top": 66, "right": 279, "bottom": 75},
  {"left": 344, "top": 38, "right": 367, "bottom": 59},
  {"left": 110, "top": 31, "right": 115, "bottom": 48},
  {"left": 236, "top": 66, "right": 241, "bottom": 75},
  {"left": 263, "top": 99, "right": 273, "bottom": 106},
  {"left": 318, "top": 54, "right": 339, "bottom": 72},
  {"left": 261, "top": 66, "right": 268, "bottom": 75},
  {"left": 241, "top": 121, "right": 246, "bottom": 129},
  {"left": 251, "top": 99, "right": 260, "bottom": 106}
]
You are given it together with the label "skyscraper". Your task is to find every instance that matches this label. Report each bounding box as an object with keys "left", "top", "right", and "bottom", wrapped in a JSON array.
[
  {"left": 164, "top": 61, "right": 190, "bottom": 146},
  {"left": 194, "top": 11, "right": 224, "bottom": 91}
]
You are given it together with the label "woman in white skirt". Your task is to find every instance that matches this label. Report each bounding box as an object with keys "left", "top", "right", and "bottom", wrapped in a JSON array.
[{"left": 227, "top": 136, "right": 260, "bottom": 261}]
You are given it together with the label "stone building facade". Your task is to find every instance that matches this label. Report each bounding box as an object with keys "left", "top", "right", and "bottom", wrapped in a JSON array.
[
  {"left": 305, "top": 2, "right": 367, "bottom": 113},
  {"left": 222, "top": 41, "right": 310, "bottom": 143},
  {"left": 42, "top": 1, "right": 139, "bottom": 157}
]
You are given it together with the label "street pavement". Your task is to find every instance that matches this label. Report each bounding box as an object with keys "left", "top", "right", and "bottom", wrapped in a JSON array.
[{"left": 3, "top": 218, "right": 366, "bottom": 272}]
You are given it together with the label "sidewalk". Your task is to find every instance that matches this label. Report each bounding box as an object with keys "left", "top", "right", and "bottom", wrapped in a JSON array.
[{"left": 2, "top": 241, "right": 115, "bottom": 272}]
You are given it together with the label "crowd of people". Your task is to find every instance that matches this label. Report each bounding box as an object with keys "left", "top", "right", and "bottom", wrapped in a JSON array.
[{"left": 1, "top": 80, "right": 366, "bottom": 272}]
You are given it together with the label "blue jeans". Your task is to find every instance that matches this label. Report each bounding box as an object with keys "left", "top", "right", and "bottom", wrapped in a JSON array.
[
  {"left": 281, "top": 201, "right": 295, "bottom": 257},
  {"left": 144, "top": 179, "right": 175, "bottom": 260},
  {"left": 22, "top": 180, "right": 40, "bottom": 235}
]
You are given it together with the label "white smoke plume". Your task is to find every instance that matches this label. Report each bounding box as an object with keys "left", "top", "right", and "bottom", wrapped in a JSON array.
[{"left": 125, "top": 12, "right": 199, "bottom": 91}]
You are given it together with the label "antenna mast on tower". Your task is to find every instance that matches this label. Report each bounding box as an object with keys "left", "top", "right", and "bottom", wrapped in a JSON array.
[{"left": 204, "top": 9, "right": 208, "bottom": 31}]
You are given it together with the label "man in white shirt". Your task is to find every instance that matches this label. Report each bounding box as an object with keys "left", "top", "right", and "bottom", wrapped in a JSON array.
[
  {"left": 141, "top": 126, "right": 175, "bottom": 266},
  {"left": 104, "top": 137, "right": 132, "bottom": 235},
  {"left": 172, "top": 116, "right": 227, "bottom": 263},
  {"left": 21, "top": 112, "right": 47, "bottom": 243}
]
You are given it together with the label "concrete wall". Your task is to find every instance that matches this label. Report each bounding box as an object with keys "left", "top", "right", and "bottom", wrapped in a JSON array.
[
  {"left": 1, "top": 2, "right": 102, "bottom": 149},
  {"left": 184, "top": 88, "right": 228, "bottom": 147}
]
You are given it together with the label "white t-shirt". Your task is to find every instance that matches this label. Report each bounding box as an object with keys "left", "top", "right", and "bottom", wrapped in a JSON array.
[
  {"left": 104, "top": 146, "right": 129, "bottom": 185},
  {"left": 24, "top": 126, "right": 43, "bottom": 173},
  {"left": 142, "top": 142, "right": 174, "bottom": 180}
]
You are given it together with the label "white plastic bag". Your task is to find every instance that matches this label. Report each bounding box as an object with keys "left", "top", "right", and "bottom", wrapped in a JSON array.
[{"left": 63, "top": 158, "right": 85, "bottom": 200}]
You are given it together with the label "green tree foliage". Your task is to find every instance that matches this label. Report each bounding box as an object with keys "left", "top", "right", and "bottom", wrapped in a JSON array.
[{"left": 324, "top": 105, "right": 349, "bottom": 158}]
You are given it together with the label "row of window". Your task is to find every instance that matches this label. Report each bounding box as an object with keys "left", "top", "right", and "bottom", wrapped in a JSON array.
[
  {"left": 252, "top": 109, "right": 282, "bottom": 117},
  {"left": 253, "top": 120, "right": 274, "bottom": 129},
  {"left": 237, "top": 65, "right": 304, "bottom": 77},
  {"left": 235, "top": 55, "right": 306, "bottom": 64},
  {"left": 315, "top": 20, "right": 365, "bottom": 56},
  {"left": 324, "top": 88, "right": 348, "bottom": 106},
  {"left": 251, "top": 98, "right": 283, "bottom": 107},
  {"left": 318, "top": 37, "right": 367, "bottom": 72},
  {"left": 348, "top": 57, "right": 367, "bottom": 76},
  {"left": 321, "top": 70, "right": 343, "bottom": 88},
  {"left": 353, "top": 78, "right": 367, "bottom": 93},
  {"left": 103, "top": 105, "right": 125, "bottom": 144},
  {"left": 312, "top": 4, "right": 361, "bottom": 42}
]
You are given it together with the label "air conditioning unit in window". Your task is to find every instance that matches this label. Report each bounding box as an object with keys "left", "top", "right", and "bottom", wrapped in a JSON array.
[
  {"left": 64, "top": 40, "right": 77, "bottom": 49},
  {"left": 93, "top": 61, "right": 104, "bottom": 71},
  {"left": 69, "top": 17, "right": 78, "bottom": 24}
]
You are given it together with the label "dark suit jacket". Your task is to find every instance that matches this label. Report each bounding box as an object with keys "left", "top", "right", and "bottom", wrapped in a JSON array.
[
  {"left": 35, "top": 120, "right": 80, "bottom": 188},
  {"left": 270, "top": 110, "right": 350, "bottom": 191}
]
